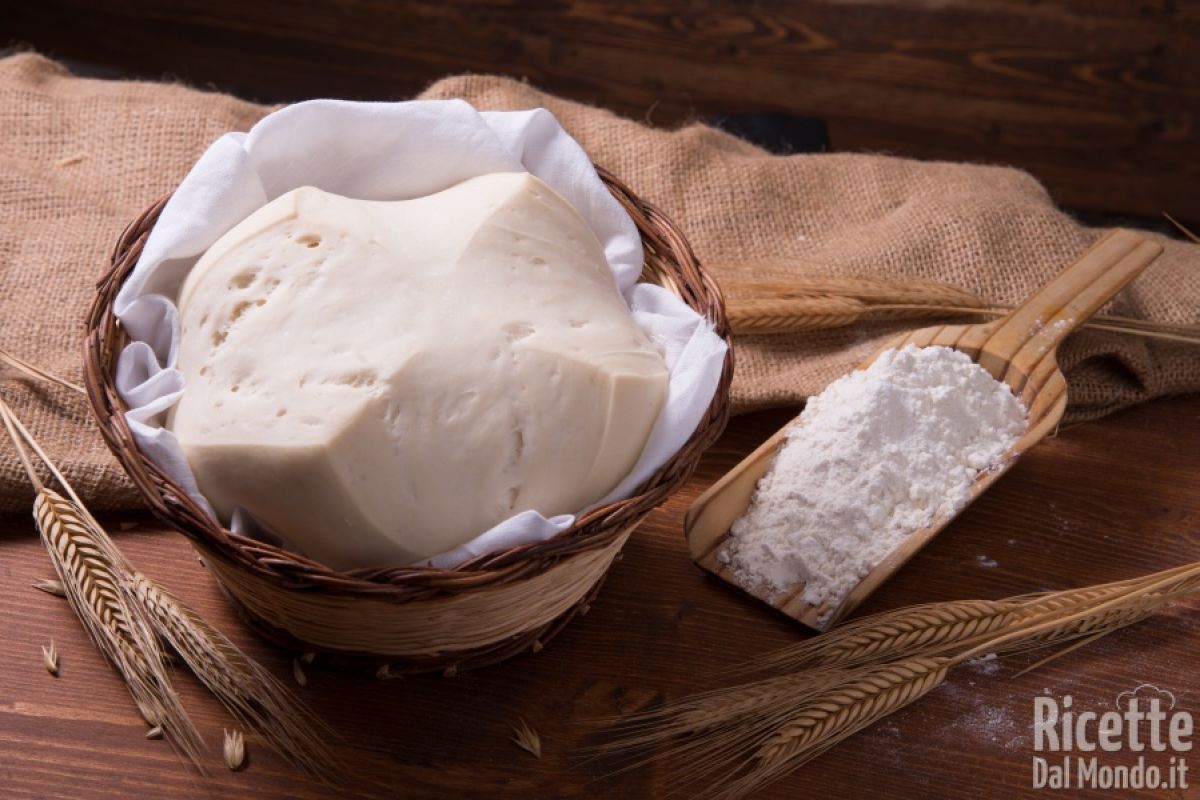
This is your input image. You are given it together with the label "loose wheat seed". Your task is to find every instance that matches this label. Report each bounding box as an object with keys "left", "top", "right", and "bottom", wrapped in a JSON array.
[
  {"left": 224, "top": 728, "right": 245, "bottom": 770},
  {"left": 42, "top": 640, "right": 58, "bottom": 675},
  {"left": 292, "top": 658, "right": 307, "bottom": 687},
  {"left": 512, "top": 719, "right": 541, "bottom": 759},
  {"left": 32, "top": 578, "right": 66, "bottom": 597}
]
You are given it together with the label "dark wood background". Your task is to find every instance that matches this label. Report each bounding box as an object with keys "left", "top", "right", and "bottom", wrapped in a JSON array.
[
  {"left": 7, "top": 0, "right": 1200, "bottom": 223},
  {"left": 3, "top": 3, "right": 1199, "bottom": 798}
]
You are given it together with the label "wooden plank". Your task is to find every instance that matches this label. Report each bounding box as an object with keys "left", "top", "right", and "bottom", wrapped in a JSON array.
[
  {"left": 1, "top": 396, "right": 1198, "bottom": 798},
  {"left": 7, "top": 0, "right": 1200, "bottom": 220}
]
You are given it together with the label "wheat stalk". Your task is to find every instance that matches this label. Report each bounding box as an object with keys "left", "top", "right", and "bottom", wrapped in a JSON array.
[
  {"left": 127, "top": 572, "right": 342, "bottom": 783},
  {"left": 728, "top": 296, "right": 966, "bottom": 334},
  {"left": 722, "top": 276, "right": 983, "bottom": 308},
  {"left": 961, "top": 565, "right": 1200, "bottom": 663},
  {"left": 0, "top": 345, "right": 85, "bottom": 394},
  {"left": 1, "top": 396, "right": 204, "bottom": 760},
  {"left": 0, "top": 373, "right": 339, "bottom": 782},
  {"left": 599, "top": 560, "right": 1200, "bottom": 799},
  {"left": 734, "top": 667, "right": 943, "bottom": 800},
  {"left": 33, "top": 484, "right": 208, "bottom": 762},
  {"left": 724, "top": 278, "right": 1200, "bottom": 345},
  {"left": 739, "top": 573, "right": 1170, "bottom": 677},
  {"left": 724, "top": 598, "right": 1023, "bottom": 675},
  {"left": 600, "top": 668, "right": 843, "bottom": 749},
  {"left": 746, "top": 657, "right": 950, "bottom": 777},
  {"left": 1164, "top": 212, "right": 1199, "bottom": 244},
  {"left": 721, "top": 295, "right": 864, "bottom": 334}
]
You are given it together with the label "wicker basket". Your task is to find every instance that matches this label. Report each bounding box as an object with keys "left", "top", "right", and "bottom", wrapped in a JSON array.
[{"left": 83, "top": 168, "right": 733, "bottom": 675}]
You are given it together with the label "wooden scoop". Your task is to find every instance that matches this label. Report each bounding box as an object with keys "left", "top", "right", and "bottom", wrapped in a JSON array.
[{"left": 685, "top": 229, "right": 1164, "bottom": 630}]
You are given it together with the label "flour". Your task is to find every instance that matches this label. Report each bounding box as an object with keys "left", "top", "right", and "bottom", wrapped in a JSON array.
[
  {"left": 967, "top": 652, "right": 1002, "bottom": 675},
  {"left": 719, "top": 345, "right": 1026, "bottom": 619}
]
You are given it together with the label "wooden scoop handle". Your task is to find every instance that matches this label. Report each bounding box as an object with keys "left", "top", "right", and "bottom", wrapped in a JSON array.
[{"left": 974, "top": 229, "right": 1162, "bottom": 383}]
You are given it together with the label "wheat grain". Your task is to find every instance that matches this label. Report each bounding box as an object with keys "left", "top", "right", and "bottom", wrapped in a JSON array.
[
  {"left": 292, "top": 657, "right": 308, "bottom": 687},
  {"left": 53, "top": 153, "right": 87, "bottom": 168},
  {"left": 32, "top": 578, "right": 66, "bottom": 597},
  {"left": 224, "top": 728, "right": 246, "bottom": 770},
  {"left": 42, "top": 640, "right": 58, "bottom": 675},
  {"left": 512, "top": 719, "right": 542, "bottom": 759}
]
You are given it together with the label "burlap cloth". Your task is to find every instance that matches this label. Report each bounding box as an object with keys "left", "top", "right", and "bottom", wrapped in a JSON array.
[{"left": 1, "top": 52, "right": 1197, "bottom": 513}]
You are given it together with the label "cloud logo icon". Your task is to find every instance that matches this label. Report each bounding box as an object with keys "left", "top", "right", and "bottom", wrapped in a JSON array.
[{"left": 1115, "top": 683, "right": 1177, "bottom": 711}]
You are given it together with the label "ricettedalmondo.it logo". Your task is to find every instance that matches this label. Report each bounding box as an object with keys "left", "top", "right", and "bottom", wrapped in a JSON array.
[{"left": 1032, "top": 684, "right": 1191, "bottom": 791}]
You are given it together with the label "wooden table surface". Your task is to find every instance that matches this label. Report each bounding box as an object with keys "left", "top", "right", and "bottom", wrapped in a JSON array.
[{"left": 2, "top": 397, "right": 1199, "bottom": 799}]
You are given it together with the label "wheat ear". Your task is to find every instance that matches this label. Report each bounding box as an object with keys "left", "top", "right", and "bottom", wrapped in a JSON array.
[
  {"left": 1, "top": 359, "right": 343, "bottom": 783},
  {"left": 599, "top": 561, "right": 1200, "bottom": 799},
  {"left": 127, "top": 572, "right": 342, "bottom": 783},
  {"left": 737, "top": 574, "right": 1161, "bottom": 676},
  {"left": 724, "top": 277, "right": 1200, "bottom": 345},
  {"left": 723, "top": 296, "right": 870, "bottom": 333},
  {"left": 0, "top": 397, "right": 205, "bottom": 765},
  {"left": 598, "top": 668, "right": 844, "bottom": 748},
  {"left": 32, "top": 490, "right": 205, "bottom": 758},
  {"left": 744, "top": 657, "right": 951, "bottom": 782},
  {"left": 721, "top": 276, "right": 983, "bottom": 308},
  {"left": 724, "top": 598, "right": 1023, "bottom": 674}
]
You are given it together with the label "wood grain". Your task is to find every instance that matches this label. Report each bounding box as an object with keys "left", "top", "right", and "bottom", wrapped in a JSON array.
[
  {"left": 7, "top": 0, "right": 1200, "bottom": 221},
  {"left": 1, "top": 396, "right": 1198, "bottom": 799}
]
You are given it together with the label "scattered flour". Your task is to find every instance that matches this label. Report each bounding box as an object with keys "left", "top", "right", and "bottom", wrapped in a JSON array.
[
  {"left": 977, "top": 554, "right": 999, "bottom": 568},
  {"left": 719, "top": 344, "right": 1026, "bottom": 619},
  {"left": 967, "top": 652, "right": 1002, "bottom": 676}
]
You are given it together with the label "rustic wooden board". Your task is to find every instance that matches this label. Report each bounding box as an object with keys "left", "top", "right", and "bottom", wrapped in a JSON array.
[
  {"left": 8, "top": 1, "right": 1200, "bottom": 221},
  {"left": 1, "top": 397, "right": 1198, "bottom": 799}
]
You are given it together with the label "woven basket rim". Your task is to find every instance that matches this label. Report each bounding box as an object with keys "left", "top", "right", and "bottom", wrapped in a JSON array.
[{"left": 83, "top": 166, "right": 733, "bottom": 602}]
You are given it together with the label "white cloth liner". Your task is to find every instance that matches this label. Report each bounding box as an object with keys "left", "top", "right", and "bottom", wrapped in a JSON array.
[{"left": 113, "top": 98, "right": 727, "bottom": 569}]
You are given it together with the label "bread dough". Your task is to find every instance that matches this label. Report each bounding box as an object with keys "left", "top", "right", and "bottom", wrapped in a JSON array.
[{"left": 170, "top": 172, "right": 668, "bottom": 569}]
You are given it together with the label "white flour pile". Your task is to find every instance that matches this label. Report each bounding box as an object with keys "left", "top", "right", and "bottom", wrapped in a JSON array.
[{"left": 719, "top": 344, "right": 1027, "bottom": 618}]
